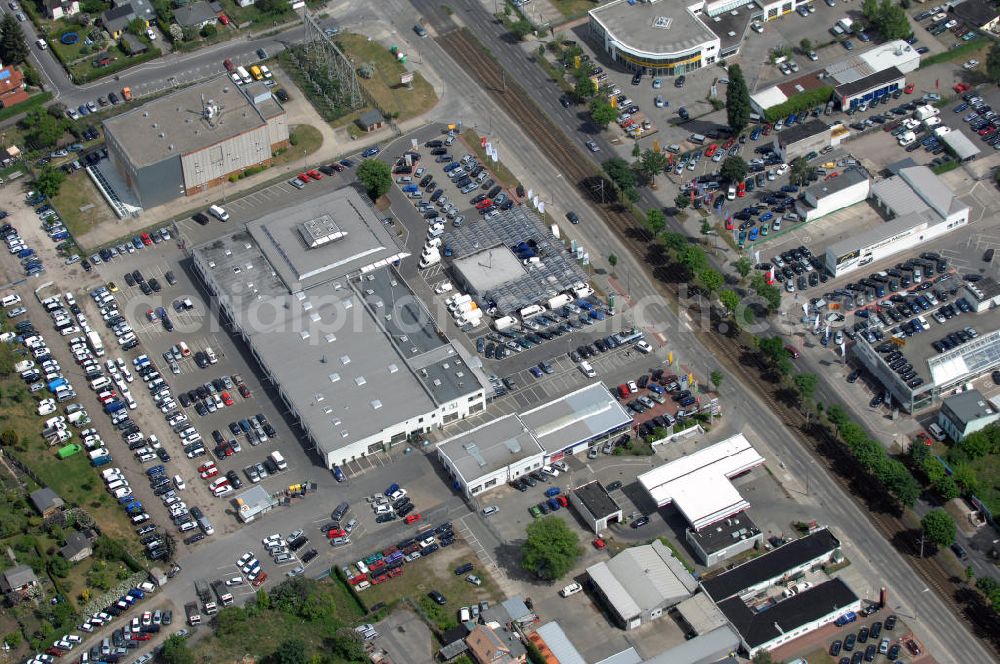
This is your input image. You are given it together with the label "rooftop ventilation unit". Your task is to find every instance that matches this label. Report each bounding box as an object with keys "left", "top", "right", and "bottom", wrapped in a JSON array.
[
  {"left": 298, "top": 214, "right": 348, "bottom": 248},
  {"left": 652, "top": 16, "right": 672, "bottom": 29}
]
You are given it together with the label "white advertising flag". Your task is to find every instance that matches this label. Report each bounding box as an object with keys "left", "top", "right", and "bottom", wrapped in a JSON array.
[{"left": 538, "top": 201, "right": 545, "bottom": 214}]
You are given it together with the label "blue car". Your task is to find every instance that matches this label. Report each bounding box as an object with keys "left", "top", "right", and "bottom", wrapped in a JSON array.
[
  {"left": 750, "top": 127, "right": 763, "bottom": 141},
  {"left": 954, "top": 103, "right": 968, "bottom": 113},
  {"left": 361, "top": 146, "right": 381, "bottom": 158},
  {"left": 857, "top": 31, "right": 870, "bottom": 42},
  {"left": 545, "top": 487, "right": 561, "bottom": 497},
  {"left": 547, "top": 498, "right": 561, "bottom": 511},
  {"left": 760, "top": 211, "right": 773, "bottom": 223},
  {"left": 78, "top": 104, "right": 89, "bottom": 116},
  {"left": 748, "top": 227, "right": 759, "bottom": 242},
  {"left": 332, "top": 466, "right": 345, "bottom": 482},
  {"left": 529, "top": 366, "right": 543, "bottom": 378}
]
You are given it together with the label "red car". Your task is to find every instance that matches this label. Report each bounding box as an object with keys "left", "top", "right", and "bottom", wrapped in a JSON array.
[
  {"left": 200, "top": 467, "right": 219, "bottom": 479},
  {"left": 332, "top": 162, "right": 345, "bottom": 172},
  {"left": 251, "top": 572, "right": 267, "bottom": 588},
  {"left": 130, "top": 633, "right": 151, "bottom": 641},
  {"left": 785, "top": 345, "right": 800, "bottom": 359},
  {"left": 239, "top": 384, "right": 251, "bottom": 398},
  {"left": 141, "top": 232, "right": 152, "bottom": 245},
  {"left": 349, "top": 573, "right": 369, "bottom": 585},
  {"left": 368, "top": 559, "right": 386, "bottom": 572},
  {"left": 220, "top": 391, "right": 234, "bottom": 407},
  {"left": 904, "top": 83, "right": 915, "bottom": 94},
  {"left": 475, "top": 199, "right": 493, "bottom": 210},
  {"left": 557, "top": 495, "right": 569, "bottom": 507},
  {"left": 763, "top": 123, "right": 772, "bottom": 136},
  {"left": 307, "top": 169, "right": 323, "bottom": 180},
  {"left": 404, "top": 513, "right": 422, "bottom": 524},
  {"left": 218, "top": 13, "right": 229, "bottom": 24},
  {"left": 954, "top": 82, "right": 971, "bottom": 93},
  {"left": 593, "top": 538, "right": 606, "bottom": 549},
  {"left": 297, "top": 173, "right": 310, "bottom": 184},
  {"left": 705, "top": 143, "right": 718, "bottom": 158},
  {"left": 327, "top": 528, "right": 346, "bottom": 538}
]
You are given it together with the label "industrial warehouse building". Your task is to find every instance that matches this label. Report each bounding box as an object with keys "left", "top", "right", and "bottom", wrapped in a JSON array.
[
  {"left": 794, "top": 167, "right": 870, "bottom": 222},
  {"left": 701, "top": 528, "right": 853, "bottom": 657},
  {"left": 638, "top": 434, "right": 765, "bottom": 566},
  {"left": 437, "top": 383, "right": 632, "bottom": 498},
  {"left": 586, "top": 540, "right": 699, "bottom": 630},
  {"left": 824, "top": 162, "right": 969, "bottom": 277},
  {"left": 939, "top": 127, "right": 981, "bottom": 162},
  {"left": 192, "top": 188, "right": 487, "bottom": 469},
  {"left": 772, "top": 119, "right": 833, "bottom": 161},
  {"left": 751, "top": 40, "right": 919, "bottom": 115},
  {"left": 103, "top": 75, "right": 289, "bottom": 208}
]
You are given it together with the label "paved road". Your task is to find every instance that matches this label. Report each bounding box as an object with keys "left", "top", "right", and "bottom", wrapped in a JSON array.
[
  {"left": 0, "top": 7, "right": 347, "bottom": 111},
  {"left": 403, "top": 0, "right": 996, "bottom": 660}
]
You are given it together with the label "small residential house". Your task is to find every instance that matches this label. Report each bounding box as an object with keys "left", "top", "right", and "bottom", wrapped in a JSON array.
[
  {"left": 0, "top": 67, "right": 28, "bottom": 109},
  {"left": 0, "top": 565, "right": 39, "bottom": 600},
  {"left": 938, "top": 389, "right": 1000, "bottom": 442},
  {"left": 950, "top": 0, "right": 1000, "bottom": 32},
  {"left": 101, "top": 0, "right": 154, "bottom": 39},
  {"left": 28, "top": 487, "right": 64, "bottom": 518},
  {"left": 60, "top": 531, "right": 93, "bottom": 563},
  {"left": 120, "top": 32, "right": 148, "bottom": 55},
  {"left": 356, "top": 109, "right": 385, "bottom": 133},
  {"left": 465, "top": 624, "right": 526, "bottom": 664},
  {"left": 44, "top": 0, "right": 80, "bottom": 19},
  {"left": 173, "top": 0, "right": 216, "bottom": 29}
]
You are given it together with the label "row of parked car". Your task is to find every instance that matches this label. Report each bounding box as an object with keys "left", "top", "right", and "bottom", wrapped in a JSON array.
[
  {"left": 91, "top": 227, "right": 173, "bottom": 269},
  {"left": 344, "top": 521, "right": 457, "bottom": 593},
  {"left": 3, "top": 211, "right": 45, "bottom": 279}
]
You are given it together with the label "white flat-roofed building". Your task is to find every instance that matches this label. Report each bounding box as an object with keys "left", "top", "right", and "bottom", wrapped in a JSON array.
[
  {"left": 437, "top": 383, "right": 632, "bottom": 498},
  {"left": 436, "top": 415, "right": 545, "bottom": 499},
  {"left": 795, "top": 167, "right": 870, "bottom": 222},
  {"left": 637, "top": 434, "right": 764, "bottom": 530},
  {"left": 940, "top": 128, "right": 981, "bottom": 162},
  {"left": 825, "top": 163, "right": 969, "bottom": 277},
  {"left": 589, "top": 0, "right": 722, "bottom": 76}
]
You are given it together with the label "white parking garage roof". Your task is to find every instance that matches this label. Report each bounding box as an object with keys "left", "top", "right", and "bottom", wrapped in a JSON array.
[
  {"left": 590, "top": 0, "right": 717, "bottom": 58},
  {"left": 637, "top": 434, "right": 764, "bottom": 530},
  {"left": 518, "top": 382, "right": 632, "bottom": 455}
]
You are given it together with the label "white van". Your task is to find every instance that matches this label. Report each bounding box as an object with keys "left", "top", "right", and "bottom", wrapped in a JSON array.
[
  {"left": 1, "top": 293, "right": 21, "bottom": 308},
  {"left": 270, "top": 450, "right": 287, "bottom": 471},
  {"left": 90, "top": 376, "right": 111, "bottom": 391},
  {"left": 578, "top": 361, "right": 597, "bottom": 378},
  {"left": 208, "top": 205, "right": 230, "bottom": 222}
]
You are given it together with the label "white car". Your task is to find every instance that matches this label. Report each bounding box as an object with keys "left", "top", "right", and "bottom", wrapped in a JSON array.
[
  {"left": 578, "top": 361, "right": 596, "bottom": 378},
  {"left": 560, "top": 582, "right": 583, "bottom": 597},
  {"left": 434, "top": 281, "right": 454, "bottom": 295},
  {"left": 634, "top": 340, "right": 652, "bottom": 354},
  {"left": 146, "top": 27, "right": 156, "bottom": 39},
  {"left": 964, "top": 59, "right": 979, "bottom": 70}
]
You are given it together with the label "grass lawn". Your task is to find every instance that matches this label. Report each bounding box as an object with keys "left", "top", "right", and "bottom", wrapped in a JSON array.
[
  {"left": 549, "top": 0, "right": 598, "bottom": 20},
  {"left": 460, "top": 130, "right": 519, "bottom": 189},
  {"left": 271, "top": 124, "right": 324, "bottom": 169},
  {"left": 336, "top": 33, "right": 438, "bottom": 122},
  {"left": 53, "top": 170, "right": 115, "bottom": 242},
  {"left": 355, "top": 545, "right": 501, "bottom": 632},
  {"left": 920, "top": 37, "right": 988, "bottom": 68},
  {"left": 218, "top": 0, "right": 297, "bottom": 27}
]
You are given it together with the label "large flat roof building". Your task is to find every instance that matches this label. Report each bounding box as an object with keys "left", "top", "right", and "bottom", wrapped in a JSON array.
[
  {"left": 637, "top": 434, "right": 765, "bottom": 531},
  {"left": 192, "top": 188, "right": 487, "bottom": 468},
  {"left": 825, "top": 163, "right": 969, "bottom": 277},
  {"left": 103, "top": 75, "right": 288, "bottom": 209},
  {"left": 437, "top": 382, "right": 631, "bottom": 497},
  {"left": 589, "top": 0, "right": 722, "bottom": 76}
]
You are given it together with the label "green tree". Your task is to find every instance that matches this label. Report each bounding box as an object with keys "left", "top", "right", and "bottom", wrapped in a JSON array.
[
  {"left": 674, "top": 192, "right": 690, "bottom": 210},
  {"left": 35, "top": 165, "right": 66, "bottom": 199},
  {"left": 988, "top": 42, "right": 1000, "bottom": 84},
  {"left": 127, "top": 18, "right": 146, "bottom": 36},
  {"left": 272, "top": 638, "right": 308, "bottom": 664},
  {"left": 725, "top": 64, "right": 751, "bottom": 133},
  {"left": 966, "top": 565, "right": 976, "bottom": 583},
  {"left": 921, "top": 509, "right": 956, "bottom": 551},
  {"left": 607, "top": 254, "right": 618, "bottom": 270},
  {"left": 602, "top": 157, "right": 636, "bottom": 194},
  {"left": 789, "top": 157, "right": 812, "bottom": 186},
  {"left": 735, "top": 257, "right": 752, "bottom": 278},
  {"left": 751, "top": 652, "right": 775, "bottom": 664},
  {"left": 356, "top": 159, "right": 392, "bottom": 200},
  {"left": 799, "top": 38, "right": 812, "bottom": 52},
  {"left": 159, "top": 636, "right": 195, "bottom": 664},
  {"left": 646, "top": 208, "right": 667, "bottom": 236},
  {"left": 589, "top": 98, "right": 618, "bottom": 128},
  {"left": 719, "top": 289, "right": 740, "bottom": 314},
  {"left": 521, "top": 516, "right": 582, "bottom": 580},
  {"left": 710, "top": 370, "right": 724, "bottom": 390},
  {"left": 329, "top": 628, "right": 366, "bottom": 661},
  {"left": 793, "top": 372, "right": 818, "bottom": 402},
  {"left": 750, "top": 273, "right": 782, "bottom": 312},
  {"left": 200, "top": 23, "right": 217, "bottom": 38},
  {"left": 720, "top": 156, "right": 747, "bottom": 184},
  {"left": 862, "top": 0, "right": 879, "bottom": 20},
  {"left": 933, "top": 474, "right": 960, "bottom": 501},
  {"left": 876, "top": 0, "right": 911, "bottom": 40},
  {"left": 3, "top": 632, "right": 20, "bottom": 649},
  {"left": 255, "top": 0, "right": 285, "bottom": 13},
  {"left": 636, "top": 149, "right": 669, "bottom": 184},
  {"left": 22, "top": 108, "right": 65, "bottom": 148},
  {"left": 757, "top": 335, "right": 792, "bottom": 374},
  {"left": 698, "top": 268, "right": 724, "bottom": 293},
  {"left": 0, "top": 13, "right": 27, "bottom": 64},
  {"left": 572, "top": 75, "right": 595, "bottom": 102},
  {"left": 509, "top": 19, "right": 533, "bottom": 41}
]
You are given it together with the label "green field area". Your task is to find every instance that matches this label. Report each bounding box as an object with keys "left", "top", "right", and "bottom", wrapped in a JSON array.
[{"left": 336, "top": 33, "right": 437, "bottom": 123}]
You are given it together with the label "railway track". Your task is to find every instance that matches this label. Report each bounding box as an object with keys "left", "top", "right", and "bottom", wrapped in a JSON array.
[{"left": 433, "top": 25, "right": 1000, "bottom": 657}]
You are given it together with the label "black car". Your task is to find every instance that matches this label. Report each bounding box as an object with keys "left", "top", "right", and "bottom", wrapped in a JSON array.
[
  {"left": 857, "top": 627, "right": 869, "bottom": 643},
  {"left": 192, "top": 212, "right": 209, "bottom": 226},
  {"left": 630, "top": 516, "right": 650, "bottom": 528},
  {"left": 830, "top": 640, "right": 842, "bottom": 656},
  {"left": 559, "top": 95, "right": 571, "bottom": 108},
  {"left": 301, "top": 549, "right": 318, "bottom": 564},
  {"left": 225, "top": 470, "right": 243, "bottom": 489},
  {"left": 428, "top": 590, "right": 447, "bottom": 605},
  {"left": 674, "top": 75, "right": 686, "bottom": 88},
  {"left": 148, "top": 278, "right": 161, "bottom": 293},
  {"left": 275, "top": 88, "right": 290, "bottom": 103},
  {"left": 184, "top": 533, "right": 205, "bottom": 545},
  {"left": 606, "top": 480, "right": 623, "bottom": 491},
  {"left": 566, "top": 211, "right": 580, "bottom": 224},
  {"left": 124, "top": 272, "right": 135, "bottom": 287},
  {"left": 164, "top": 270, "right": 176, "bottom": 285}
]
